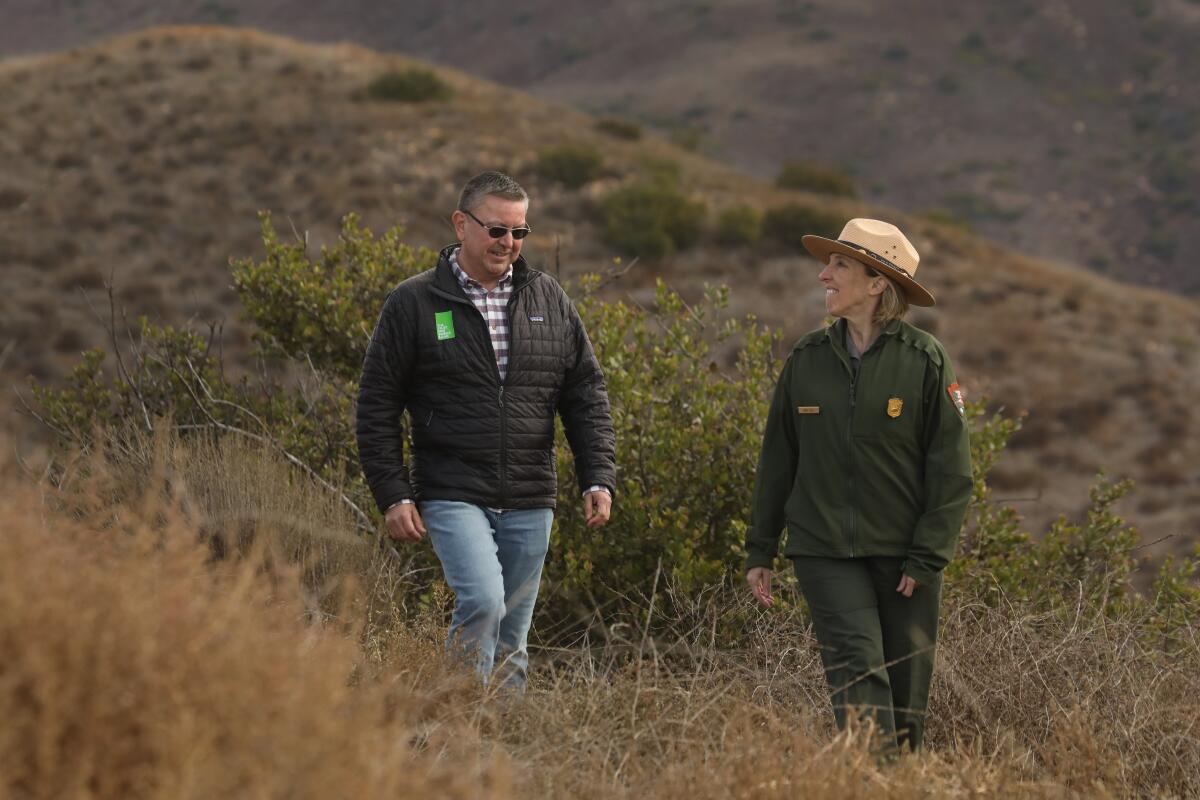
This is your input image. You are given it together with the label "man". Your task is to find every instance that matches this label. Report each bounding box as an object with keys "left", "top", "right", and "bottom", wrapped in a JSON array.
[{"left": 356, "top": 171, "right": 616, "bottom": 690}]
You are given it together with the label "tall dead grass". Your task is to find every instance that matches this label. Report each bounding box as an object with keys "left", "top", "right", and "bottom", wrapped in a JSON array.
[
  {"left": 3, "top": 431, "right": 1199, "bottom": 798},
  {"left": 0, "top": 435, "right": 509, "bottom": 799}
]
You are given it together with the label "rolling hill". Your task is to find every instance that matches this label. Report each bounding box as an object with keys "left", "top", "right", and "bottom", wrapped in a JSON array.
[
  {"left": 0, "top": 26, "right": 1197, "bottom": 561},
  {"left": 0, "top": 0, "right": 1197, "bottom": 295}
]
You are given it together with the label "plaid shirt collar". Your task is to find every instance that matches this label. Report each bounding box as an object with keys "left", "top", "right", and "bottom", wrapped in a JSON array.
[{"left": 450, "top": 247, "right": 513, "bottom": 291}]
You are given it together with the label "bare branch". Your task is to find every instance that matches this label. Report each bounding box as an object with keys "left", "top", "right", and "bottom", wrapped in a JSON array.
[
  {"left": 155, "top": 355, "right": 375, "bottom": 534},
  {"left": 13, "top": 387, "right": 73, "bottom": 440},
  {"left": 594, "top": 256, "right": 639, "bottom": 292},
  {"left": 172, "top": 419, "right": 375, "bottom": 535}
]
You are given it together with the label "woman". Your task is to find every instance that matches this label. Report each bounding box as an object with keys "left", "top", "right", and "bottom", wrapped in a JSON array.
[{"left": 744, "top": 218, "right": 972, "bottom": 752}]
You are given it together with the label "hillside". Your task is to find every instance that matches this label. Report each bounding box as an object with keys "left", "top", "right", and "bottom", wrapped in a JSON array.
[
  {"left": 0, "top": 27, "right": 1198, "bottom": 559},
  {"left": 0, "top": 1, "right": 1197, "bottom": 295}
]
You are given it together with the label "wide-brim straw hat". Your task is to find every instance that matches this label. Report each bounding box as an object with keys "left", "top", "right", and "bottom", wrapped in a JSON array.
[{"left": 802, "top": 218, "right": 935, "bottom": 307}]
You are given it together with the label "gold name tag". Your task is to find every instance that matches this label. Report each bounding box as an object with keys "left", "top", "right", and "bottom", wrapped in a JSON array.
[{"left": 796, "top": 406, "right": 821, "bottom": 415}]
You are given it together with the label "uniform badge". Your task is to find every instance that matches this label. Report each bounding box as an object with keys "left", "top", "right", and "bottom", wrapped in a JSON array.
[
  {"left": 796, "top": 406, "right": 820, "bottom": 415},
  {"left": 887, "top": 397, "right": 903, "bottom": 418},
  {"left": 947, "top": 383, "right": 966, "bottom": 416}
]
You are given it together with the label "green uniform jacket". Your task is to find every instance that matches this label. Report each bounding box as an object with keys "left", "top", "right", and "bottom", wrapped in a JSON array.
[{"left": 745, "top": 318, "right": 973, "bottom": 586}]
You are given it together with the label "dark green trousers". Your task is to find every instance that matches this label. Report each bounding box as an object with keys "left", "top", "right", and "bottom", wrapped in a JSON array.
[{"left": 792, "top": 556, "right": 942, "bottom": 751}]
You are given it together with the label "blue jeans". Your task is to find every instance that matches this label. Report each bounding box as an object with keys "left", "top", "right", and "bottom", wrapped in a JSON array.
[{"left": 420, "top": 500, "right": 553, "bottom": 691}]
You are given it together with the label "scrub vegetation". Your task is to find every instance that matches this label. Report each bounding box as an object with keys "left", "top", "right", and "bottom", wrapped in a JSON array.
[
  {"left": 364, "top": 67, "right": 454, "bottom": 103},
  {"left": 597, "top": 179, "right": 707, "bottom": 260},
  {"left": 4, "top": 27, "right": 1200, "bottom": 557},
  {"left": 775, "top": 160, "right": 857, "bottom": 198},
  {"left": 535, "top": 143, "right": 605, "bottom": 189},
  {"left": 14, "top": 216, "right": 1200, "bottom": 797}
]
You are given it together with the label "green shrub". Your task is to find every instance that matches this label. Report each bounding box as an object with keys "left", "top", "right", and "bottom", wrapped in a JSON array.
[
  {"left": 936, "top": 73, "right": 961, "bottom": 94},
  {"left": 230, "top": 213, "right": 437, "bottom": 381},
  {"left": 714, "top": 203, "right": 762, "bottom": 246},
  {"left": 535, "top": 144, "right": 604, "bottom": 189},
  {"left": 761, "top": 203, "right": 843, "bottom": 251},
  {"left": 636, "top": 155, "right": 683, "bottom": 185},
  {"left": 365, "top": 68, "right": 453, "bottom": 103},
  {"left": 548, "top": 280, "right": 778, "bottom": 607},
  {"left": 594, "top": 117, "right": 642, "bottom": 140},
  {"left": 775, "top": 161, "right": 856, "bottom": 197},
  {"left": 669, "top": 125, "right": 703, "bottom": 152},
  {"left": 29, "top": 215, "right": 1200, "bottom": 642},
  {"left": 598, "top": 181, "right": 706, "bottom": 260}
]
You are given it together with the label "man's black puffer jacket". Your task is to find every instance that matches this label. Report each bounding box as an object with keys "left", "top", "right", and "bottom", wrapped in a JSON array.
[{"left": 356, "top": 245, "right": 617, "bottom": 513}]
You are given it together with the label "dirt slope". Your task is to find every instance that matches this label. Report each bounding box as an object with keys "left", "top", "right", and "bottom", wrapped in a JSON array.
[
  {"left": 0, "top": 27, "right": 1196, "bottom": 559},
  {"left": 0, "top": 1, "right": 1197, "bottom": 295}
]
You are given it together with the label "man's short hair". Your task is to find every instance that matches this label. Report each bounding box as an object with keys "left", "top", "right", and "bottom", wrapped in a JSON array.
[{"left": 457, "top": 171, "right": 529, "bottom": 212}]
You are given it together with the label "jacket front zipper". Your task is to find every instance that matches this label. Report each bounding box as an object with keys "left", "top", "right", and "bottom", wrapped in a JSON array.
[
  {"left": 430, "top": 274, "right": 539, "bottom": 509},
  {"left": 847, "top": 360, "right": 859, "bottom": 557},
  {"left": 498, "top": 384, "right": 507, "bottom": 505}
]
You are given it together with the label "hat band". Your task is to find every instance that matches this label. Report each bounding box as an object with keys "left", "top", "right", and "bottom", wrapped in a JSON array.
[{"left": 838, "top": 240, "right": 913, "bottom": 279}]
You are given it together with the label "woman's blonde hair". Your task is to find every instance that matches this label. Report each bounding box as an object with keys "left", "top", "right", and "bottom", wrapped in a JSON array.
[{"left": 865, "top": 266, "right": 910, "bottom": 324}]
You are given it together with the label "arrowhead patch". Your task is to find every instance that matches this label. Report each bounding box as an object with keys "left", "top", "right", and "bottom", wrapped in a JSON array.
[{"left": 947, "top": 383, "right": 966, "bottom": 416}]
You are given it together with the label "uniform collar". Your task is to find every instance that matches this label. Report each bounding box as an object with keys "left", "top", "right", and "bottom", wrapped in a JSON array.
[{"left": 827, "top": 317, "right": 902, "bottom": 358}]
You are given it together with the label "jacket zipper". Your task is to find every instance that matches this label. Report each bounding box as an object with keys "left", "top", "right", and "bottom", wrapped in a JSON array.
[
  {"left": 496, "top": 281, "right": 535, "bottom": 507},
  {"left": 430, "top": 272, "right": 538, "bottom": 509},
  {"left": 498, "top": 384, "right": 507, "bottom": 505},
  {"left": 847, "top": 361, "right": 859, "bottom": 557}
]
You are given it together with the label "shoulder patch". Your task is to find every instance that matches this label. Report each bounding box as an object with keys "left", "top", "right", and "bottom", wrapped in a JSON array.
[{"left": 947, "top": 382, "right": 966, "bottom": 416}]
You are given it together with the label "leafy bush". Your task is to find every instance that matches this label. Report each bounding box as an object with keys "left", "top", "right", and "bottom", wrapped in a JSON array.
[
  {"left": 714, "top": 203, "right": 762, "bottom": 246},
  {"left": 668, "top": 125, "right": 703, "bottom": 152},
  {"left": 535, "top": 144, "right": 604, "bottom": 189},
  {"left": 28, "top": 215, "right": 1200, "bottom": 642},
  {"left": 550, "top": 281, "right": 777, "bottom": 607},
  {"left": 230, "top": 213, "right": 437, "bottom": 381},
  {"left": 594, "top": 117, "right": 643, "bottom": 140},
  {"left": 598, "top": 180, "right": 706, "bottom": 260},
  {"left": 364, "top": 68, "right": 453, "bottom": 103},
  {"left": 761, "top": 202, "right": 843, "bottom": 250},
  {"left": 775, "top": 161, "right": 857, "bottom": 197}
]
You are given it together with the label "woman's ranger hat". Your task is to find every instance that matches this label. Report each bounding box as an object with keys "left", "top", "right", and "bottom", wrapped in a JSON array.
[{"left": 802, "top": 218, "right": 935, "bottom": 307}]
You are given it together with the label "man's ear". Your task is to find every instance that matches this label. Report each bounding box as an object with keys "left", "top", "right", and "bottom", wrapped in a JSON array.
[{"left": 450, "top": 210, "right": 466, "bottom": 241}]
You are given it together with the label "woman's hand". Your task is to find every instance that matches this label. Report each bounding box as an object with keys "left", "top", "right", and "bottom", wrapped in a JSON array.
[
  {"left": 896, "top": 573, "right": 920, "bottom": 598},
  {"left": 746, "top": 567, "right": 774, "bottom": 607}
]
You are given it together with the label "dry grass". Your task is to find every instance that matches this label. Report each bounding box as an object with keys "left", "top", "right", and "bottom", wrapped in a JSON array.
[
  {"left": 0, "top": 437, "right": 512, "bottom": 799},
  {"left": 2, "top": 432, "right": 1198, "bottom": 798}
]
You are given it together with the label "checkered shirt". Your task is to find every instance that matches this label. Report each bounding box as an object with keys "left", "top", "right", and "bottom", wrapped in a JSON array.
[{"left": 450, "top": 248, "right": 513, "bottom": 381}]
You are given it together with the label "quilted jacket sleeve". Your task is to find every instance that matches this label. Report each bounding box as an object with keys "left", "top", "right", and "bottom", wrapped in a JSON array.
[
  {"left": 356, "top": 290, "right": 417, "bottom": 514},
  {"left": 556, "top": 295, "right": 617, "bottom": 496}
]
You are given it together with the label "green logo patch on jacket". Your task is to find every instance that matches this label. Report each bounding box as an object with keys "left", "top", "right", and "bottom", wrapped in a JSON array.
[{"left": 435, "top": 310, "right": 455, "bottom": 341}]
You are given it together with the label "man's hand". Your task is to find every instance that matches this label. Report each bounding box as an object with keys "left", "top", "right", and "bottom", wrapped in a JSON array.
[
  {"left": 746, "top": 567, "right": 774, "bottom": 607},
  {"left": 385, "top": 503, "right": 426, "bottom": 542},
  {"left": 896, "top": 573, "right": 919, "bottom": 598},
  {"left": 583, "top": 490, "right": 612, "bottom": 528}
]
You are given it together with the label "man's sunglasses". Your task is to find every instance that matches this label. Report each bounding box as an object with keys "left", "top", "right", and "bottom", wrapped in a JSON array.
[{"left": 461, "top": 208, "right": 532, "bottom": 240}]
